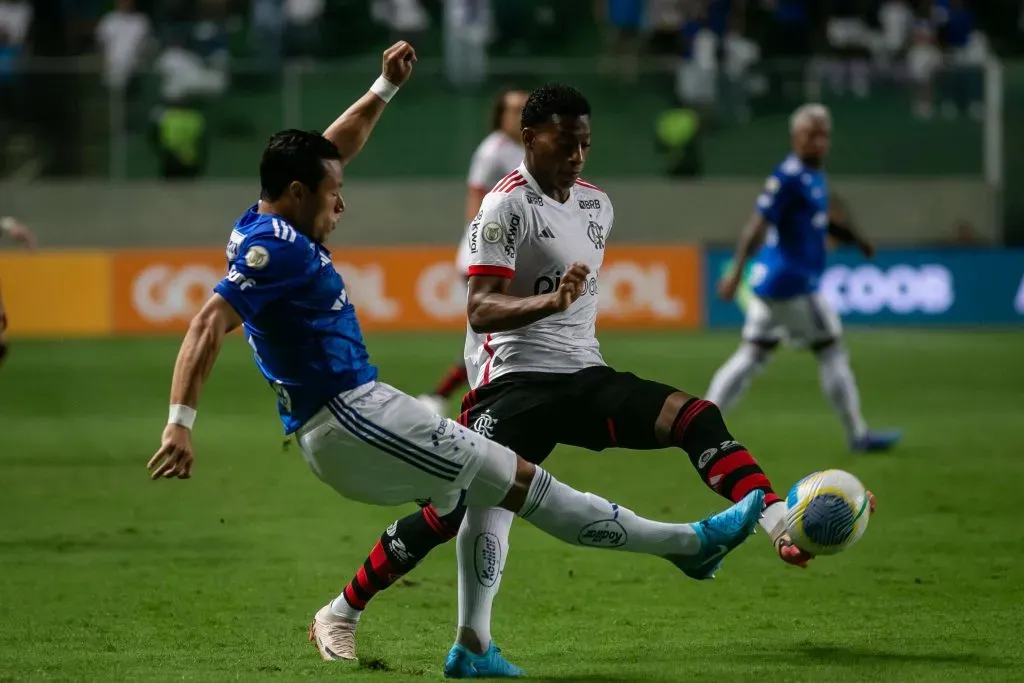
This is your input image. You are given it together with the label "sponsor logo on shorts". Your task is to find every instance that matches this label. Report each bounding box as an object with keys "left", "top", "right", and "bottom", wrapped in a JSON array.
[
  {"left": 471, "top": 411, "right": 496, "bottom": 439},
  {"left": 578, "top": 520, "right": 628, "bottom": 548},
  {"left": 475, "top": 532, "right": 502, "bottom": 587}
]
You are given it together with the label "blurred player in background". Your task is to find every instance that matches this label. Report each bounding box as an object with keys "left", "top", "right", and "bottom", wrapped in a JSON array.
[
  {"left": 707, "top": 103, "right": 901, "bottom": 453},
  {"left": 144, "top": 49, "right": 766, "bottom": 671},
  {"left": 417, "top": 88, "right": 527, "bottom": 416},
  {"left": 335, "top": 84, "right": 835, "bottom": 678},
  {"left": 0, "top": 216, "right": 38, "bottom": 367}
]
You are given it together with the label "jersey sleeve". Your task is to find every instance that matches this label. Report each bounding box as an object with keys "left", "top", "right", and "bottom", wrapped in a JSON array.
[
  {"left": 754, "top": 170, "right": 796, "bottom": 228},
  {"left": 465, "top": 195, "right": 526, "bottom": 279},
  {"left": 466, "top": 144, "right": 499, "bottom": 191},
  {"left": 213, "top": 233, "right": 316, "bottom": 319}
]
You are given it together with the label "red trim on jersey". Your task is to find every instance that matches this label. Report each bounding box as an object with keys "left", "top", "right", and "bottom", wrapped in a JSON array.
[
  {"left": 493, "top": 173, "right": 525, "bottom": 194},
  {"left": 467, "top": 264, "right": 514, "bottom": 279},
  {"left": 492, "top": 170, "right": 521, "bottom": 193},
  {"left": 575, "top": 178, "right": 601, "bottom": 191},
  {"left": 481, "top": 334, "right": 496, "bottom": 385}
]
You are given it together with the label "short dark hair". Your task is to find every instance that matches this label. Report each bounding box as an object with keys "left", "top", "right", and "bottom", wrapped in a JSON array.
[
  {"left": 259, "top": 129, "right": 340, "bottom": 200},
  {"left": 520, "top": 83, "right": 591, "bottom": 129},
  {"left": 489, "top": 87, "right": 523, "bottom": 131}
]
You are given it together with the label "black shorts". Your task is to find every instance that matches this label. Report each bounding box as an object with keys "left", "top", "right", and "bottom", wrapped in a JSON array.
[{"left": 458, "top": 366, "right": 678, "bottom": 465}]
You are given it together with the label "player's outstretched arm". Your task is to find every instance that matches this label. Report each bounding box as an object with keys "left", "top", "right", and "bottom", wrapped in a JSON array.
[
  {"left": 147, "top": 294, "right": 242, "bottom": 480},
  {"left": 827, "top": 194, "right": 874, "bottom": 258},
  {"left": 323, "top": 41, "right": 417, "bottom": 166},
  {"left": 719, "top": 212, "right": 768, "bottom": 300},
  {"left": 467, "top": 263, "right": 589, "bottom": 333}
]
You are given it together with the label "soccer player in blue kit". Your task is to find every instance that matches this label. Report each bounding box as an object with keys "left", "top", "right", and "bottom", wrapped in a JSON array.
[
  {"left": 146, "top": 41, "right": 766, "bottom": 669},
  {"left": 707, "top": 103, "right": 901, "bottom": 452}
]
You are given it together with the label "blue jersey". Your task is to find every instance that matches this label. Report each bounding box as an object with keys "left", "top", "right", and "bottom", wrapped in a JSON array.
[
  {"left": 213, "top": 205, "right": 378, "bottom": 433},
  {"left": 749, "top": 155, "right": 830, "bottom": 300}
]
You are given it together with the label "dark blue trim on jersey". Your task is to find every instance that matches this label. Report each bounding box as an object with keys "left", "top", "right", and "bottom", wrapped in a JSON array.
[
  {"left": 330, "top": 396, "right": 464, "bottom": 476},
  {"left": 326, "top": 400, "right": 460, "bottom": 482}
]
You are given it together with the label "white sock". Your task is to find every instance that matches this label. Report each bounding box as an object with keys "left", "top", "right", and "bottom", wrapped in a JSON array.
[
  {"left": 457, "top": 507, "right": 514, "bottom": 649},
  {"left": 817, "top": 344, "right": 868, "bottom": 441},
  {"left": 706, "top": 344, "right": 770, "bottom": 413},
  {"left": 517, "top": 467, "right": 701, "bottom": 557},
  {"left": 329, "top": 595, "right": 361, "bottom": 622}
]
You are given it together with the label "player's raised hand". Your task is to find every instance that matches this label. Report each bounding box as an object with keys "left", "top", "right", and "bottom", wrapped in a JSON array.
[
  {"left": 1, "top": 217, "right": 36, "bottom": 248},
  {"left": 381, "top": 41, "right": 417, "bottom": 87},
  {"left": 148, "top": 424, "right": 195, "bottom": 480},
  {"left": 553, "top": 262, "right": 591, "bottom": 311},
  {"left": 717, "top": 270, "right": 742, "bottom": 301}
]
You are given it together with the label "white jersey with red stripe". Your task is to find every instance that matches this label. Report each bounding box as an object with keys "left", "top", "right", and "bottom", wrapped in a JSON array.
[
  {"left": 463, "top": 163, "right": 613, "bottom": 388},
  {"left": 457, "top": 131, "right": 524, "bottom": 275}
]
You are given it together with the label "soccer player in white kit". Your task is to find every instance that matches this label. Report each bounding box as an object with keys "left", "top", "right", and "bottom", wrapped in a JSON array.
[
  {"left": 335, "top": 84, "right": 866, "bottom": 678},
  {"left": 145, "top": 53, "right": 766, "bottom": 674},
  {"left": 418, "top": 88, "right": 527, "bottom": 416}
]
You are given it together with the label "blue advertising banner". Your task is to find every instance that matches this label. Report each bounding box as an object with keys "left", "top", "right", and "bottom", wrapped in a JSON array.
[{"left": 705, "top": 248, "right": 1024, "bottom": 327}]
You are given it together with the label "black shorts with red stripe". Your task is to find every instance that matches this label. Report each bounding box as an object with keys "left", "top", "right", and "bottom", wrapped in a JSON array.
[{"left": 457, "top": 366, "right": 677, "bottom": 464}]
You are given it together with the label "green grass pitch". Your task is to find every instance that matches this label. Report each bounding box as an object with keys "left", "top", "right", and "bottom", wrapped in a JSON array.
[{"left": 1, "top": 330, "right": 1022, "bottom": 682}]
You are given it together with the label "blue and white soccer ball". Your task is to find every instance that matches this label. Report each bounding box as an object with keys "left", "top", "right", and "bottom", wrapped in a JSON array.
[{"left": 784, "top": 469, "right": 871, "bottom": 556}]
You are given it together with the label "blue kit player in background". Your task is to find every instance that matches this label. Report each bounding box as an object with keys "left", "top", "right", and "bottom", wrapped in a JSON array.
[
  {"left": 707, "top": 103, "right": 901, "bottom": 453},
  {"left": 145, "top": 41, "right": 767, "bottom": 672}
]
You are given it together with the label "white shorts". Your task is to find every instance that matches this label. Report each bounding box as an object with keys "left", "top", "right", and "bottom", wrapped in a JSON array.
[
  {"left": 455, "top": 224, "right": 473, "bottom": 276},
  {"left": 742, "top": 292, "right": 843, "bottom": 348},
  {"left": 295, "top": 381, "right": 516, "bottom": 514}
]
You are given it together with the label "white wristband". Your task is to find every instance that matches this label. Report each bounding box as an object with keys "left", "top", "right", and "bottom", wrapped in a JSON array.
[
  {"left": 370, "top": 76, "right": 399, "bottom": 103},
  {"left": 168, "top": 404, "right": 197, "bottom": 430}
]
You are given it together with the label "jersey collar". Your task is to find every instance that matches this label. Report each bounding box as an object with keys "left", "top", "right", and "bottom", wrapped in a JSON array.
[{"left": 517, "top": 163, "right": 575, "bottom": 207}]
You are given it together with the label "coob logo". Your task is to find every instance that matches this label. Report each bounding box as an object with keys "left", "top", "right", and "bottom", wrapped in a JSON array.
[
  {"left": 578, "top": 520, "right": 628, "bottom": 548},
  {"left": 821, "top": 264, "right": 953, "bottom": 315},
  {"left": 474, "top": 532, "right": 502, "bottom": 587}
]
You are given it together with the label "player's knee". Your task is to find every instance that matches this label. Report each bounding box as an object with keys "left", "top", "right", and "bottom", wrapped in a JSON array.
[
  {"left": 669, "top": 397, "right": 734, "bottom": 453},
  {"left": 464, "top": 440, "right": 524, "bottom": 511}
]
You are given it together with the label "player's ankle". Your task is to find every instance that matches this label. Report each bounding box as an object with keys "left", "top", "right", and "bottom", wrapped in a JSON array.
[{"left": 456, "top": 626, "right": 488, "bottom": 655}]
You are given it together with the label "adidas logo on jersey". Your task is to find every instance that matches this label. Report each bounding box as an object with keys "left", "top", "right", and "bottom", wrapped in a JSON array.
[{"left": 539, "top": 227, "right": 555, "bottom": 239}]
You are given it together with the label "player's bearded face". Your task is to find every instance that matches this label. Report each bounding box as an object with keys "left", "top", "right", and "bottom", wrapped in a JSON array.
[{"left": 526, "top": 115, "right": 591, "bottom": 192}]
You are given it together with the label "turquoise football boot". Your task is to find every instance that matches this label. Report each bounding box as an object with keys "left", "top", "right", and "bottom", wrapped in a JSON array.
[
  {"left": 667, "top": 489, "right": 765, "bottom": 580},
  {"left": 444, "top": 642, "right": 523, "bottom": 679}
]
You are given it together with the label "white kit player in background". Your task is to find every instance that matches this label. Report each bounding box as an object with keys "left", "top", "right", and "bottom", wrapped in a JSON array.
[{"left": 418, "top": 88, "right": 528, "bottom": 416}]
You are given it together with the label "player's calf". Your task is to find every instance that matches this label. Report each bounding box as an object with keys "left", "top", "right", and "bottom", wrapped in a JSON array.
[
  {"left": 659, "top": 393, "right": 787, "bottom": 534},
  {"left": 330, "top": 504, "right": 465, "bottom": 625}
]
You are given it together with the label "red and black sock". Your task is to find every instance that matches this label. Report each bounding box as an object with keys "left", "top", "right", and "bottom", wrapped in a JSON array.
[
  {"left": 671, "top": 398, "right": 782, "bottom": 508},
  {"left": 342, "top": 504, "right": 465, "bottom": 611},
  {"left": 433, "top": 363, "right": 469, "bottom": 400}
]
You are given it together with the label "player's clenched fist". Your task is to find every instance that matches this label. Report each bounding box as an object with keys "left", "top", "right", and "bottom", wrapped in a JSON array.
[
  {"left": 148, "top": 424, "right": 195, "bottom": 480},
  {"left": 381, "top": 41, "right": 416, "bottom": 87},
  {"left": 553, "top": 262, "right": 591, "bottom": 311}
]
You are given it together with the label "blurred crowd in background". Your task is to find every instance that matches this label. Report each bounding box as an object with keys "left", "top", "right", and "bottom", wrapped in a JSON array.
[{"left": 0, "top": 0, "right": 1019, "bottom": 179}]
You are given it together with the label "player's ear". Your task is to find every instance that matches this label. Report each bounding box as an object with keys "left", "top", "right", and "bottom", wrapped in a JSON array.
[
  {"left": 522, "top": 127, "right": 535, "bottom": 149},
  {"left": 287, "top": 180, "right": 306, "bottom": 202}
]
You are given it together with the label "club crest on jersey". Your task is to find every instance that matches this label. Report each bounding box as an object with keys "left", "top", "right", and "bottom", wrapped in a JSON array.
[
  {"left": 471, "top": 411, "right": 496, "bottom": 439},
  {"left": 587, "top": 221, "right": 605, "bottom": 250},
  {"left": 244, "top": 245, "right": 270, "bottom": 269},
  {"left": 482, "top": 222, "right": 503, "bottom": 244}
]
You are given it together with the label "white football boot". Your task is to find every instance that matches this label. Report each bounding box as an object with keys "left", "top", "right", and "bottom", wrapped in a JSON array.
[{"left": 308, "top": 604, "right": 358, "bottom": 661}]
